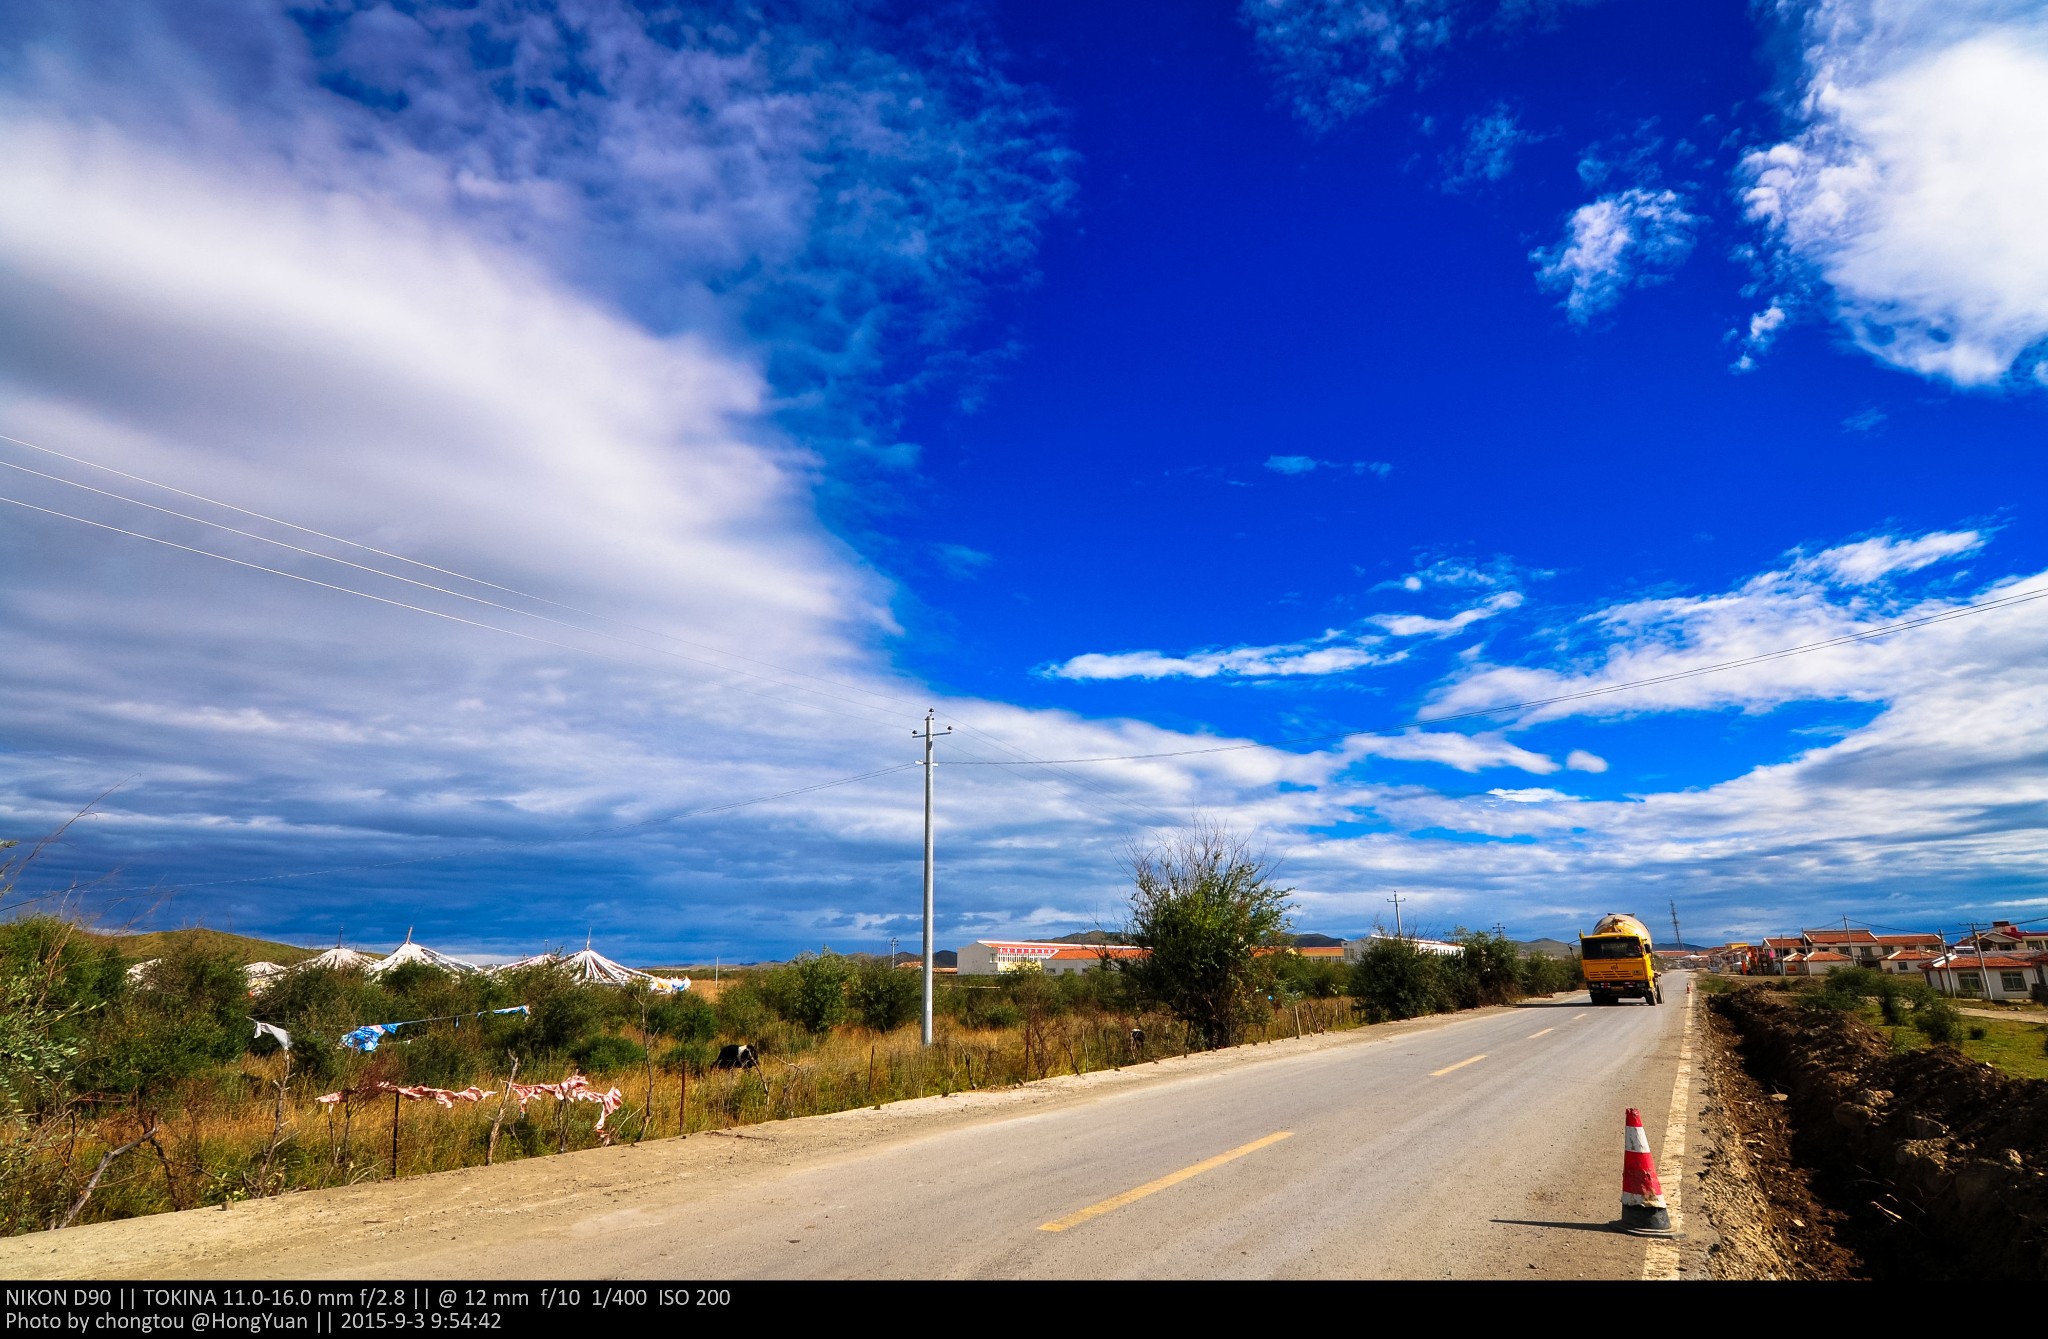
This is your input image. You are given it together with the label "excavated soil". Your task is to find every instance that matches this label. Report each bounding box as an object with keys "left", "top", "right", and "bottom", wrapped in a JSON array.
[
  {"left": 1692, "top": 1001, "right": 1864, "bottom": 1278},
  {"left": 1711, "top": 989, "right": 2048, "bottom": 1279}
]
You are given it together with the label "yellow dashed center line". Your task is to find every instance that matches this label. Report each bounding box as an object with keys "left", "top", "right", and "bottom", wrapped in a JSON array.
[
  {"left": 1528, "top": 1027, "right": 1555, "bottom": 1039},
  {"left": 1037, "top": 1131, "right": 1293, "bottom": 1233},
  {"left": 1429, "top": 1053, "right": 1487, "bottom": 1077}
]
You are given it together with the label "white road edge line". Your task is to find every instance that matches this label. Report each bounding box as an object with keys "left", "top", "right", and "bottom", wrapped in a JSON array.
[{"left": 1641, "top": 982, "right": 1696, "bottom": 1281}]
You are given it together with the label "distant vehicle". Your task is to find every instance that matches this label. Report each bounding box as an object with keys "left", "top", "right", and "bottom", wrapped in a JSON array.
[{"left": 1580, "top": 913, "right": 1662, "bottom": 1005}]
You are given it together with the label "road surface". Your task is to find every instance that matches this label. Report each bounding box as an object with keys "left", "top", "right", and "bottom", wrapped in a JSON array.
[{"left": 5, "top": 977, "right": 1700, "bottom": 1280}]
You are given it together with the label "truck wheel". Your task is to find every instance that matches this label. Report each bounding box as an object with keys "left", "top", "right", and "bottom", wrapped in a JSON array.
[{"left": 1652, "top": 985, "right": 1664, "bottom": 1005}]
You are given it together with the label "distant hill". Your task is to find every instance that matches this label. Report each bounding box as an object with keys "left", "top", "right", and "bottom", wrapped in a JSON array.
[
  {"left": 1516, "top": 937, "right": 1576, "bottom": 959},
  {"left": 1291, "top": 933, "right": 1346, "bottom": 948},
  {"left": 1050, "top": 930, "right": 1130, "bottom": 946},
  {"left": 85, "top": 927, "right": 319, "bottom": 966}
]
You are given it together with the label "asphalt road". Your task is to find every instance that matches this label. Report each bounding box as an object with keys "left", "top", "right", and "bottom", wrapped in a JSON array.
[{"left": 7, "top": 977, "right": 1697, "bottom": 1281}]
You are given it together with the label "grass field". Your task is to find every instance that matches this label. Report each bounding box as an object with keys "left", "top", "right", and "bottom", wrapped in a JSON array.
[
  {"left": 1852, "top": 1004, "right": 2048, "bottom": 1080},
  {"left": 2, "top": 994, "right": 1359, "bottom": 1232}
]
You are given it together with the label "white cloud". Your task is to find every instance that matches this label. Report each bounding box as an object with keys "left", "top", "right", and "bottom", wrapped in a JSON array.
[
  {"left": 1048, "top": 592, "right": 1520, "bottom": 683},
  {"left": 1044, "top": 639, "right": 1393, "bottom": 682},
  {"left": 1743, "top": 1, "right": 2048, "bottom": 387},
  {"left": 1486, "top": 787, "right": 1574, "bottom": 803},
  {"left": 1347, "top": 731, "right": 1559, "bottom": 774},
  {"left": 1532, "top": 187, "right": 1698, "bottom": 322},
  {"left": 1795, "top": 530, "right": 1983, "bottom": 585},
  {"left": 1564, "top": 749, "right": 1608, "bottom": 773},
  {"left": 1370, "top": 590, "right": 1523, "bottom": 637},
  {"left": 1265, "top": 455, "right": 1392, "bottom": 477}
]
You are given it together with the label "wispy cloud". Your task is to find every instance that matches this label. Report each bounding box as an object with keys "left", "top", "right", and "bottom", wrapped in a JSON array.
[
  {"left": 1042, "top": 639, "right": 1396, "bottom": 682},
  {"left": 1265, "top": 455, "right": 1393, "bottom": 477},
  {"left": 1441, "top": 102, "right": 1534, "bottom": 191},
  {"left": 1742, "top": 0, "right": 2048, "bottom": 388},
  {"left": 1239, "top": 0, "right": 1599, "bottom": 130},
  {"left": 1044, "top": 592, "right": 1520, "bottom": 682},
  {"left": 1369, "top": 591, "right": 1523, "bottom": 637},
  {"left": 1345, "top": 729, "right": 1560, "bottom": 774},
  {"left": 1532, "top": 187, "right": 1698, "bottom": 322},
  {"left": 1793, "top": 531, "right": 1983, "bottom": 585}
]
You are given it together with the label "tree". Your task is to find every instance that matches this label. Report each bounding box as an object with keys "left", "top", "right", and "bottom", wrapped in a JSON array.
[
  {"left": 1348, "top": 934, "right": 1452, "bottom": 1023},
  {"left": 847, "top": 958, "right": 921, "bottom": 1033},
  {"left": 1113, "top": 821, "right": 1293, "bottom": 1049},
  {"left": 762, "top": 952, "right": 852, "bottom": 1033},
  {"left": 1447, "top": 929, "right": 1523, "bottom": 1008}
]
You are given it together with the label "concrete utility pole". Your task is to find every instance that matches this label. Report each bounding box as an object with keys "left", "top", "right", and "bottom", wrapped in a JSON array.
[
  {"left": 1670, "top": 901, "right": 1685, "bottom": 953},
  {"left": 1388, "top": 892, "right": 1407, "bottom": 939},
  {"left": 1968, "top": 921, "right": 1994, "bottom": 1000},
  {"left": 915, "top": 708, "right": 951, "bottom": 1047}
]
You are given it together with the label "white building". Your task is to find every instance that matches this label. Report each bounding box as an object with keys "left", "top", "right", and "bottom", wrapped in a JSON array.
[
  {"left": 956, "top": 939, "right": 1145, "bottom": 976},
  {"left": 1923, "top": 951, "right": 2047, "bottom": 1001},
  {"left": 1341, "top": 932, "right": 1462, "bottom": 964}
]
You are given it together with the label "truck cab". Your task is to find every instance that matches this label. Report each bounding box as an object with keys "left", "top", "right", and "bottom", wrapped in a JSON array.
[{"left": 1579, "top": 913, "right": 1661, "bottom": 1005}]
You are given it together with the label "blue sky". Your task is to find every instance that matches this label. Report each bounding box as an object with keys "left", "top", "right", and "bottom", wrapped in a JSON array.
[{"left": 2, "top": 1, "right": 2046, "bottom": 959}]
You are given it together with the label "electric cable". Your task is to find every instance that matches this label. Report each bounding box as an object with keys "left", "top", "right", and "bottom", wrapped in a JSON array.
[
  {"left": 0, "top": 431, "right": 1178, "bottom": 819},
  {"left": 0, "top": 492, "right": 919, "bottom": 735}
]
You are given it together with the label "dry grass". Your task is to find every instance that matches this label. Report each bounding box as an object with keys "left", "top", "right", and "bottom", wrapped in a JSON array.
[{"left": 6, "top": 997, "right": 1359, "bottom": 1232}]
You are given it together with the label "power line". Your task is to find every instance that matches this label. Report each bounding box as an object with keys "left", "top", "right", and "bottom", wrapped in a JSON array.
[
  {"left": 0, "top": 431, "right": 1177, "bottom": 822},
  {"left": 948, "top": 582, "right": 2048, "bottom": 766},
  {"left": 0, "top": 491, "right": 928, "bottom": 737}
]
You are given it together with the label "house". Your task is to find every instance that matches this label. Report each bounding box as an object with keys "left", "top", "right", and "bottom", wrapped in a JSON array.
[
  {"left": 1880, "top": 947, "right": 1940, "bottom": 976},
  {"left": 1923, "top": 949, "right": 2048, "bottom": 1001},
  {"left": 1799, "top": 929, "right": 1886, "bottom": 967},
  {"left": 1341, "top": 933, "right": 1463, "bottom": 963},
  {"left": 955, "top": 940, "right": 1146, "bottom": 976},
  {"left": 1955, "top": 921, "right": 2048, "bottom": 954},
  {"left": 1755, "top": 937, "right": 1804, "bottom": 975},
  {"left": 1793, "top": 949, "right": 1851, "bottom": 977}
]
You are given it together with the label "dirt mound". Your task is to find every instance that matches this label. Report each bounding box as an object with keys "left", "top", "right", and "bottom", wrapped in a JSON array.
[{"left": 1714, "top": 989, "right": 2048, "bottom": 1279}]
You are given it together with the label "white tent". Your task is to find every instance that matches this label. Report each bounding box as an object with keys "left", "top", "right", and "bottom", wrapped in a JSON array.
[
  {"left": 366, "top": 931, "right": 480, "bottom": 977},
  {"left": 302, "top": 946, "right": 376, "bottom": 971},
  {"left": 559, "top": 946, "right": 649, "bottom": 988},
  {"left": 493, "top": 952, "right": 560, "bottom": 974},
  {"left": 244, "top": 961, "right": 290, "bottom": 989}
]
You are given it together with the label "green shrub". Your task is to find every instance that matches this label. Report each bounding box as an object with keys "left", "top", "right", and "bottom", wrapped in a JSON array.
[
  {"left": 761, "top": 953, "right": 853, "bottom": 1033},
  {"left": 1275, "top": 955, "right": 1347, "bottom": 999},
  {"left": 1966, "top": 1025, "right": 1987, "bottom": 1042},
  {"left": 645, "top": 991, "right": 717, "bottom": 1042},
  {"left": 714, "top": 982, "right": 771, "bottom": 1038},
  {"left": 1519, "top": 952, "right": 1581, "bottom": 996},
  {"left": 1349, "top": 936, "right": 1452, "bottom": 1023},
  {"left": 395, "top": 1029, "right": 479, "bottom": 1088},
  {"left": 1114, "top": 823, "right": 1292, "bottom": 1049},
  {"left": 1447, "top": 931, "right": 1522, "bottom": 1008},
  {"left": 1914, "top": 997, "right": 1963, "bottom": 1045},
  {"left": 965, "top": 993, "right": 1021, "bottom": 1030},
  {"left": 847, "top": 959, "right": 921, "bottom": 1032},
  {"left": 572, "top": 1034, "right": 646, "bottom": 1074},
  {"left": 658, "top": 1041, "right": 714, "bottom": 1075}
]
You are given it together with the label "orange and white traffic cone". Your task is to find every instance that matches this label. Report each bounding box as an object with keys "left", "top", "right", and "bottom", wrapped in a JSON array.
[{"left": 1619, "top": 1107, "right": 1678, "bottom": 1237}]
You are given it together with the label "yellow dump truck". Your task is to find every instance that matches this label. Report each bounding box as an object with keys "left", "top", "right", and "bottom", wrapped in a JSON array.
[{"left": 1580, "top": 912, "right": 1662, "bottom": 1005}]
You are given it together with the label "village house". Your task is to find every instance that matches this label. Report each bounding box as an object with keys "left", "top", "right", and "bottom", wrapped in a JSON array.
[{"left": 1923, "top": 948, "right": 2048, "bottom": 1002}]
